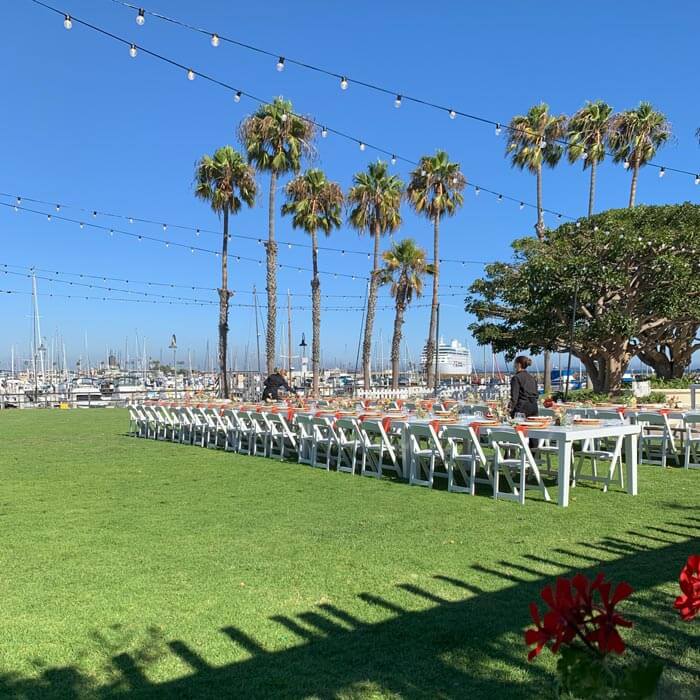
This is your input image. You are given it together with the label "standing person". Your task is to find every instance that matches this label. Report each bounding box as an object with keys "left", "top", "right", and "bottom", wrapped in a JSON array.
[
  {"left": 509, "top": 356, "right": 539, "bottom": 418},
  {"left": 262, "top": 368, "right": 293, "bottom": 401}
]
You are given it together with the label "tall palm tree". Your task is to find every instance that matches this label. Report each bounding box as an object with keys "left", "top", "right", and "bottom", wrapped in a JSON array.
[
  {"left": 567, "top": 101, "right": 613, "bottom": 216},
  {"left": 378, "top": 239, "right": 432, "bottom": 390},
  {"left": 347, "top": 161, "right": 404, "bottom": 391},
  {"left": 506, "top": 104, "right": 566, "bottom": 395},
  {"left": 281, "top": 169, "right": 343, "bottom": 397},
  {"left": 239, "top": 97, "right": 315, "bottom": 375},
  {"left": 407, "top": 150, "right": 465, "bottom": 389},
  {"left": 194, "top": 146, "right": 257, "bottom": 398},
  {"left": 608, "top": 102, "right": 671, "bottom": 207},
  {"left": 505, "top": 103, "right": 567, "bottom": 240}
]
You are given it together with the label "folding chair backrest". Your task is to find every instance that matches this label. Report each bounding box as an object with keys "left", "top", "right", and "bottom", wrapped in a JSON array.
[
  {"left": 295, "top": 415, "right": 314, "bottom": 438},
  {"left": 488, "top": 429, "right": 524, "bottom": 451},
  {"left": 595, "top": 410, "right": 625, "bottom": 422},
  {"left": 442, "top": 425, "right": 486, "bottom": 461},
  {"left": 683, "top": 414, "right": 700, "bottom": 430},
  {"left": 311, "top": 416, "right": 337, "bottom": 439},
  {"left": 335, "top": 418, "right": 361, "bottom": 443},
  {"left": 406, "top": 423, "right": 444, "bottom": 459},
  {"left": 636, "top": 412, "right": 668, "bottom": 427},
  {"left": 537, "top": 407, "right": 556, "bottom": 417}
]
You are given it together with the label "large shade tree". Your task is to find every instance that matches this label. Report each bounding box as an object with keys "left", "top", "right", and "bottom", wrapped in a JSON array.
[
  {"left": 378, "top": 239, "right": 432, "bottom": 390},
  {"left": 466, "top": 204, "right": 700, "bottom": 393},
  {"left": 407, "top": 150, "right": 465, "bottom": 389},
  {"left": 281, "top": 169, "right": 343, "bottom": 396},
  {"left": 608, "top": 102, "right": 671, "bottom": 208},
  {"left": 505, "top": 103, "right": 567, "bottom": 394},
  {"left": 194, "top": 145, "right": 257, "bottom": 398},
  {"left": 239, "top": 97, "right": 315, "bottom": 375},
  {"left": 567, "top": 100, "right": 613, "bottom": 217},
  {"left": 347, "top": 161, "right": 404, "bottom": 391}
]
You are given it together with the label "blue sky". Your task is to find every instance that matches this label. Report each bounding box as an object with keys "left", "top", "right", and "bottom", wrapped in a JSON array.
[{"left": 1, "top": 0, "right": 698, "bottom": 371}]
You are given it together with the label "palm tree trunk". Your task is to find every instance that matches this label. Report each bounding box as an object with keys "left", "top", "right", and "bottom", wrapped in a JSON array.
[
  {"left": 425, "top": 214, "right": 440, "bottom": 389},
  {"left": 218, "top": 208, "right": 231, "bottom": 398},
  {"left": 362, "top": 222, "right": 381, "bottom": 391},
  {"left": 266, "top": 171, "right": 278, "bottom": 376},
  {"left": 311, "top": 230, "right": 320, "bottom": 398},
  {"left": 391, "top": 293, "right": 406, "bottom": 391},
  {"left": 629, "top": 161, "right": 639, "bottom": 208},
  {"left": 588, "top": 161, "right": 597, "bottom": 217},
  {"left": 535, "top": 164, "right": 545, "bottom": 240}
]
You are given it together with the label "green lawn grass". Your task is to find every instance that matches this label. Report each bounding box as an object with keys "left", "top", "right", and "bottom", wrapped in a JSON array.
[{"left": 0, "top": 409, "right": 697, "bottom": 699}]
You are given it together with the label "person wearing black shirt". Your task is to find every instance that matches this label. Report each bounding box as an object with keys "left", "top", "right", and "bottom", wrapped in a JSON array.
[
  {"left": 509, "top": 356, "right": 539, "bottom": 418},
  {"left": 262, "top": 368, "right": 294, "bottom": 401}
]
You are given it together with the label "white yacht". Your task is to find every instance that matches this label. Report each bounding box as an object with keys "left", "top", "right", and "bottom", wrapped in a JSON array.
[{"left": 422, "top": 338, "right": 473, "bottom": 378}]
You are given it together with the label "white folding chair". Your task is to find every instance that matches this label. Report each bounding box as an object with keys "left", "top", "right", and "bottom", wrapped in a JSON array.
[
  {"left": 221, "top": 409, "right": 241, "bottom": 452},
  {"left": 636, "top": 412, "right": 680, "bottom": 467},
  {"left": 187, "top": 408, "right": 209, "bottom": 447},
  {"left": 573, "top": 433, "right": 624, "bottom": 492},
  {"left": 267, "top": 412, "right": 298, "bottom": 461},
  {"left": 407, "top": 423, "right": 446, "bottom": 488},
  {"left": 442, "top": 425, "right": 491, "bottom": 494},
  {"left": 128, "top": 405, "right": 145, "bottom": 437},
  {"left": 335, "top": 418, "right": 362, "bottom": 474},
  {"left": 359, "top": 420, "right": 400, "bottom": 479},
  {"left": 488, "top": 429, "right": 550, "bottom": 505},
  {"left": 311, "top": 417, "right": 338, "bottom": 470},
  {"left": 203, "top": 408, "right": 228, "bottom": 449},
  {"left": 683, "top": 414, "right": 700, "bottom": 469},
  {"left": 295, "top": 415, "right": 316, "bottom": 466},
  {"left": 249, "top": 412, "right": 272, "bottom": 457}
]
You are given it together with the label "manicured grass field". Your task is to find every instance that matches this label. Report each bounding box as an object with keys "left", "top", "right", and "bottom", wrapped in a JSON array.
[{"left": 0, "top": 409, "right": 697, "bottom": 698}]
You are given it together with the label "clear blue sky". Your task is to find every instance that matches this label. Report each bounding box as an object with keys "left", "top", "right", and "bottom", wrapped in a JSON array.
[{"left": 1, "top": 0, "right": 698, "bottom": 371}]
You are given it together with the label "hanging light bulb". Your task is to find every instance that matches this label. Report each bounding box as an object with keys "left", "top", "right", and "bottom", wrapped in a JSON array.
[
  {"left": 63, "top": 14, "right": 72, "bottom": 30},
  {"left": 16, "top": 196, "right": 21, "bottom": 206},
  {"left": 165, "top": 241, "right": 169, "bottom": 248},
  {"left": 519, "top": 202, "right": 524, "bottom": 210},
  {"left": 55, "top": 204, "right": 60, "bottom": 212},
  {"left": 321, "top": 126, "right": 328, "bottom": 138},
  {"left": 340, "top": 76, "right": 348, "bottom": 90},
  {"left": 288, "top": 243, "right": 292, "bottom": 249},
  {"left": 452, "top": 177, "right": 458, "bottom": 185},
  {"left": 391, "top": 155, "right": 397, "bottom": 165},
  {"left": 582, "top": 151, "right": 588, "bottom": 160},
  {"left": 187, "top": 69, "right": 195, "bottom": 81},
  {"left": 659, "top": 167, "right": 665, "bottom": 178},
  {"left": 539, "top": 138, "right": 547, "bottom": 149},
  {"left": 276, "top": 56, "right": 285, "bottom": 72},
  {"left": 497, "top": 194, "right": 503, "bottom": 202},
  {"left": 359, "top": 142, "right": 366, "bottom": 151},
  {"left": 394, "top": 94, "right": 402, "bottom": 108},
  {"left": 475, "top": 187, "right": 480, "bottom": 196},
  {"left": 195, "top": 228, "right": 200, "bottom": 236},
  {"left": 495, "top": 123, "right": 501, "bottom": 136},
  {"left": 47, "top": 214, "right": 51, "bottom": 221},
  {"left": 136, "top": 8, "right": 145, "bottom": 25},
  {"left": 92, "top": 210, "right": 97, "bottom": 218},
  {"left": 129, "top": 217, "right": 134, "bottom": 224},
  {"left": 191, "top": 247, "right": 195, "bottom": 253},
  {"left": 623, "top": 159, "right": 630, "bottom": 169},
  {"left": 109, "top": 229, "right": 114, "bottom": 236},
  {"left": 420, "top": 169, "right": 426, "bottom": 177},
  {"left": 79, "top": 222, "right": 84, "bottom": 229},
  {"left": 129, "top": 44, "right": 137, "bottom": 58},
  {"left": 449, "top": 109, "right": 456, "bottom": 120},
  {"left": 211, "top": 33, "right": 220, "bottom": 47},
  {"left": 280, "top": 113, "right": 288, "bottom": 122},
  {"left": 695, "top": 174, "right": 700, "bottom": 185},
  {"left": 234, "top": 91, "right": 242, "bottom": 103}
]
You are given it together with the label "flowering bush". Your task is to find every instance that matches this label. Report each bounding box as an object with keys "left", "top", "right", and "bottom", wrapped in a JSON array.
[
  {"left": 674, "top": 554, "right": 700, "bottom": 622},
  {"left": 525, "top": 573, "right": 663, "bottom": 698}
]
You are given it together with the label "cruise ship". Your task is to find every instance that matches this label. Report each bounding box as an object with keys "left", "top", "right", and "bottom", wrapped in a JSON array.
[{"left": 421, "top": 338, "right": 473, "bottom": 378}]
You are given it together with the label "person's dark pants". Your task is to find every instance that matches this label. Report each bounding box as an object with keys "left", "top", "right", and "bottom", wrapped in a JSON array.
[{"left": 511, "top": 399, "right": 539, "bottom": 449}]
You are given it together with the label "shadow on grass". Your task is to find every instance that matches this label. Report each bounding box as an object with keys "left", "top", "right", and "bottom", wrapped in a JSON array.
[{"left": 1, "top": 517, "right": 697, "bottom": 699}]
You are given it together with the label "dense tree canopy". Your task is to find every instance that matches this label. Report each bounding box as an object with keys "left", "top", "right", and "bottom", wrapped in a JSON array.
[{"left": 466, "top": 203, "right": 700, "bottom": 392}]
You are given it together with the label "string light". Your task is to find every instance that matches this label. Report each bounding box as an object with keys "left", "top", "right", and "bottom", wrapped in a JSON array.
[
  {"left": 659, "top": 167, "right": 666, "bottom": 178},
  {"left": 55, "top": 204, "right": 60, "bottom": 212},
  {"left": 187, "top": 68, "right": 195, "bottom": 80},
  {"left": 495, "top": 123, "right": 501, "bottom": 135},
  {"left": 136, "top": 8, "right": 145, "bottom": 25},
  {"left": 79, "top": 222, "right": 84, "bottom": 229},
  {"left": 280, "top": 113, "right": 288, "bottom": 122},
  {"left": 321, "top": 126, "right": 328, "bottom": 138},
  {"left": 210, "top": 33, "right": 220, "bottom": 47},
  {"left": 63, "top": 14, "right": 72, "bottom": 30},
  {"left": 359, "top": 142, "right": 366, "bottom": 151},
  {"left": 129, "top": 217, "right": 134, "bottom": 224},
  {"left": 47, "top": 214, "right": 51, "bottom": 221},
  {"left": 449, "top": 110, "right": 456, "bottom": 120},
  {"left": 539, "top": 138, "right": 547, "bottom": 149},
  {"left": 234, "top": 91, "right": 241, "bottom": 102},
  {"left": 519, "top": 202, "right": 524, "bottom": 210},
  {"left": 623, "top": 160, "right": 630, "bottom": 169},
  {"left": 695, "top": 175, "right": 700, "bottom": 185},
  {"left": 276, "top": 56, "right": 285, "bottom": 72},
  {"left": 391, "top": 155, "right": 397, "bottom": 165},
  {"left": 340, "top": 76, "right": 348, "bottom": 90},
  {"left": 475, "top": 187, "right": 480, "bottom": 196},
  {"left": 129, "top": 43, "right": 137, "bottom": 58},
  {"left": 394, "top": 94, "right": 402, "bottom": 108},
  {"left": 497, "top": 194, "right": 503, "bottom": 202}
]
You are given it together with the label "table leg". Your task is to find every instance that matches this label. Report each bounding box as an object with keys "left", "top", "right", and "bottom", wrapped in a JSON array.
[
  {"left": 624, "top": 433, "right": 639, "bottom": 496},
  {"left": 557, "top": 440, "right": 572, "bottom": 507}
]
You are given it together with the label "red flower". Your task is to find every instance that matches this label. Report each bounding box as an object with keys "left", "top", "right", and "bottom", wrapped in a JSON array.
[
  {"left": 525, "top": 573, "right": 634, "bottom": 661},
  {"left": 674, "top": 554, "right": 700, "bottom": 621}
]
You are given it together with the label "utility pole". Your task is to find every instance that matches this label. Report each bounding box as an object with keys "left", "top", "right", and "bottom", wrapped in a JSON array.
[
  {"left": 168, "top": 334, "right": 177, "bottom": 400},
  {"left": 287, "top": 289, "right": 292, "bottom": 381}
]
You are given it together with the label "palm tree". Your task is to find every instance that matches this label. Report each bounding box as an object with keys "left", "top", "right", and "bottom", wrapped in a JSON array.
[
  {"left": 194, "top": 145, "right": 257, "bottom": 398},
  {"left": 609, "top": 102, "right": 671, "bottom": 207},
  {"left": 407, "top": 150, "right": 465, "bottom": 389},
  {"left": 281, "top": 169, "right": 343, "bottom": 397},
  {"left": 505, "top": 103, "right": 567, "bottom": 240},
  {"left": 567, "top": 101, "right": 613, "bottom": 216},
  {"left": 347, "top": 161, "right": 404, "bottom": 391},
  {"left": 239, "top": 97, "right": 315, "bottom": 375},
  {"left": 506, "top": 104, "right": 566, "bottom": 395},
  {"left": 378, "top": 239, "right": 432, "bottom": 390}
]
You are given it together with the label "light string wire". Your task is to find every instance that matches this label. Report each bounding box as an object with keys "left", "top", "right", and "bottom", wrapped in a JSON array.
[
  {"left": 0, "top": 261, "right": 470, "bottom": 298},
  {"left": 26, "top": 0, "right": 578, "bottom": 222},
  {"left": 0, "top": 201, "right": 368, "bottom": 281},
  {"left": 0, "top": 191, "right": 490, "bottom": 266},
  {"left": 107, "top": 0, "right": 700, "bottom": 181}
]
